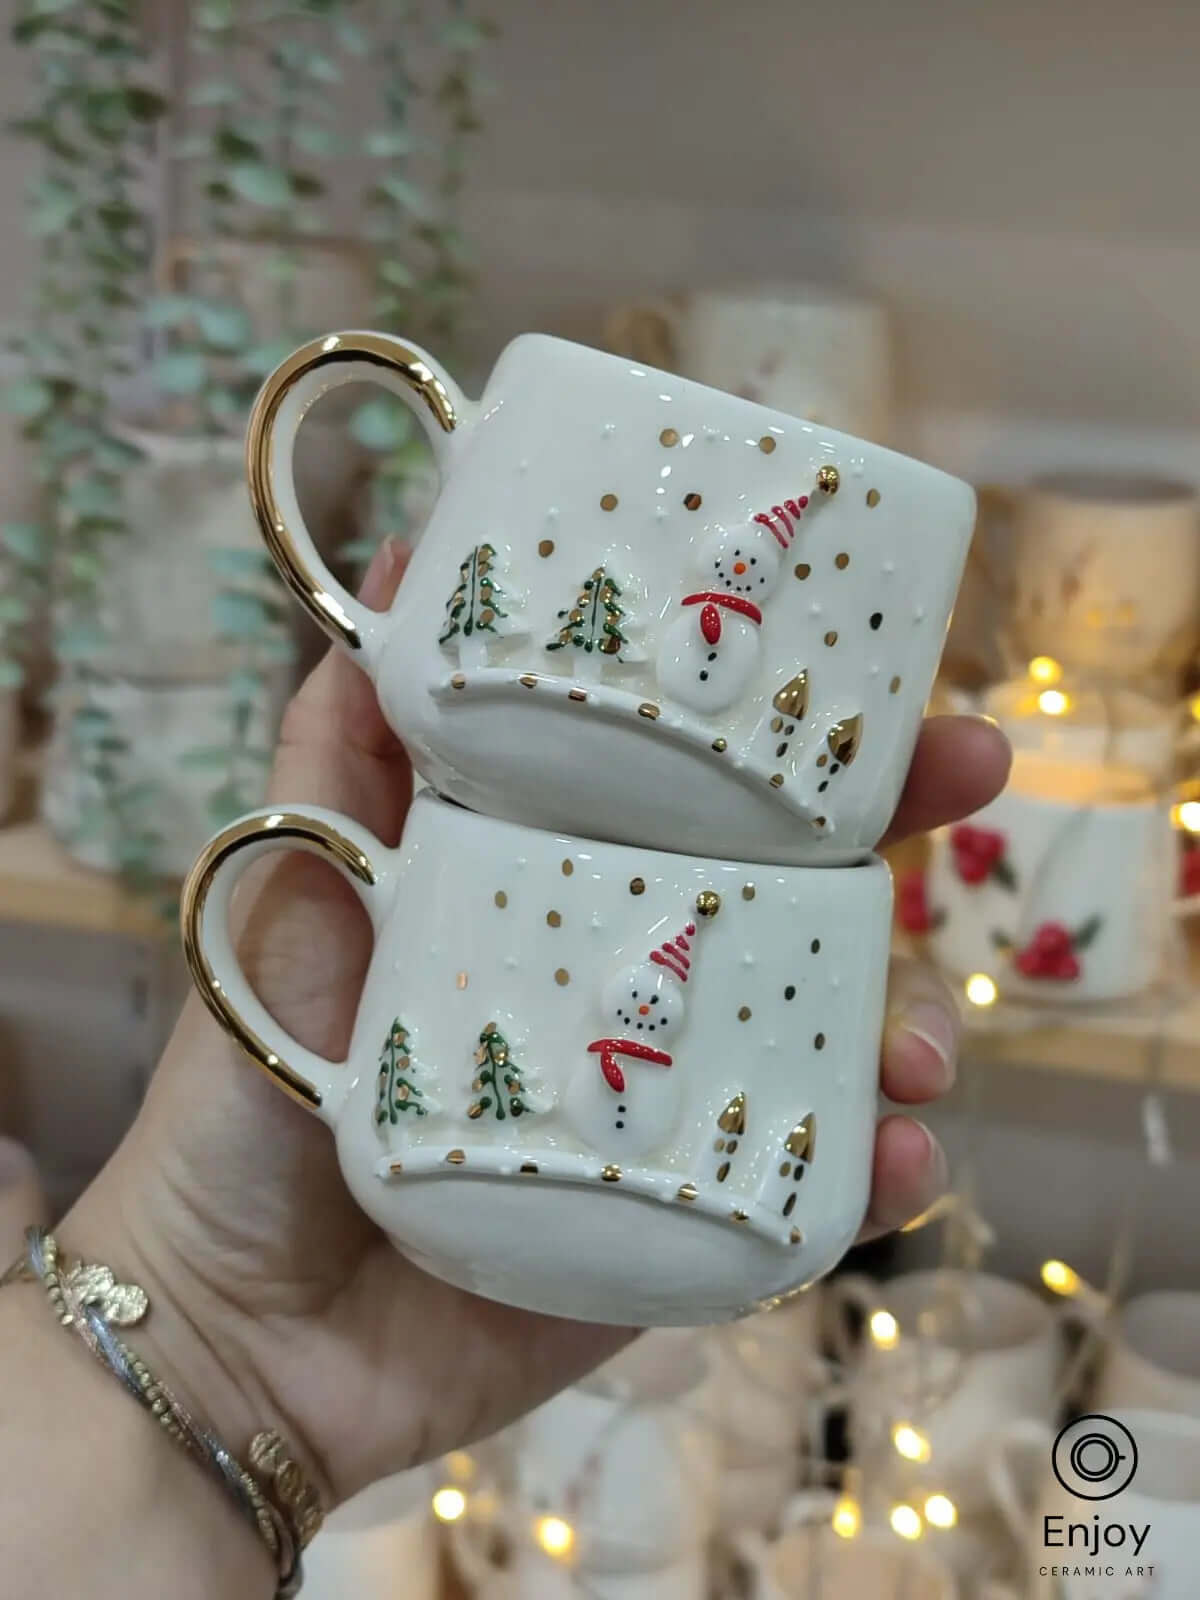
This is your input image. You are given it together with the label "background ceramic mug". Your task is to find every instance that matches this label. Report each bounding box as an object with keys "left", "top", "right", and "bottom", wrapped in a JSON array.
[
  {"left": 246, "top": 330, "right": 974, "bottom": 866},
  {"left": 926, "top": 751, "right": 1178, "bottom": 1003},
  {"left": 181, "top": 789, "right": 893, "bottom": 1325},
  {"left": 1091, "top": 1291, "right": 1200, "bottom": 1417}
]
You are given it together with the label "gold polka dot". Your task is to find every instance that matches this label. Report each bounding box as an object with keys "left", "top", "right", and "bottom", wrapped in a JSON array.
[
  {"left": 835, "top": 552, "right": 850, "bottom": 570},
  {"left": 815, "top": 816, "right": 827, "bottom": 828},
  {"left": 769, "top": 773, "right": 784, "bottom": 788},
  {"left": 889, "top": 675, "right": 902, "bottom": 695},
  {"left": 562, "top": 859, "right": 574, "bottom": 875},
  {"left": 456, "top": 972, "right": 468, "bottom": 990},
  {"left": 696, "top": 889, "right": 721, "bottom": 918},
  {"left": 758, "top": 435, "right": 777, "bottom": 454},
  {"left": 824, "top": 631, "right": 838, "bottom": 647},
  {"left": 538, "top": 538, "right": 555, "bottom": 557},
  {"left": 659, "top": 427, "right": 679, "bottom": 447},
  {"left": 629, "top": 876, "right": 645, "bottom": 895},
  {"left": 738, "top": 1005, "right": 752, "bottom": 1021},
  {"left": 794, "top": 562, "right": 811, "bottom": 580},
  {"left": 494, "top": 890, "right": 508, "bottom": 908},
  {"left": 866, "top": 487, "right": 881, "bottom": 508},
  {"left": 600, "top": 492, "right": 618, "bottom": 511},
  {"left": 779, "top": 1161, "right": 792, "bottom": 1178},
  {"left": 554, "top": 968, "right": 570, "bottom": 986},
  {"left": 711, "top": 737, "right": 727, "bottom": 753},
  {"left": 816, "top": 464, "right": 840, "bottom": 495},
  {"left": 450, "top": 672, "right": 466, "bottom": 690},
  {"left": 716, "top": 1160, "right": 731, "bottom": 1182},
  {"left": 683, "top": 492, "right": 702, "bottom": 511},
  {"left": 742, "top": 884, "right": 756, "bottom": 901},
  {"left": 546, "top": 910, "right": 562, "bottom": 927},
  {"left": 816, "top": 753, "right": 829, "bottom": 768}
]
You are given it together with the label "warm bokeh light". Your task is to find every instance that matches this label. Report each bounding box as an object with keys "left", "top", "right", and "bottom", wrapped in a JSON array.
[
  {"left": 892, "top": 1422, "right": 932, "bottom": 1463},
  {"left": 831, "top": 1496, "right": 862, "bottom": 1539},
  {"left": 1041, "top": 1258, "right": 1081, "bottom": 1297},
  {"left": 868, "top": 1309, "right": 899, "bottom": 1349},
  {"left": 924, "top": 1494, "right": 958, "bottom": 1530},
  {"left": 965, "top": 972, "right": 998, "bottom": 1008},
  {"left": 432, "top": 1486, "right": 467, "bottom": 1523},
  {"left": 534, "top": 1515, "right": 576, "bottom": 1560},
  {"left": 1028, "top": 656, "right": 1063, "bottom": 686},
  {"left": 1172, "top": 800, "right": 1200, "bottom": 834},
  {"left": 1037, "top": 688, "right": 1070, "bottom": 716},
  {"left": 444, "top": 1450, "right": 476, "bottom": 1484},
  {"left": 1190, "top": 693, "right": 1200, "bottom": 724},
  {"left": 890, "top": 1503, "right": 924, "bottom": 1541}
]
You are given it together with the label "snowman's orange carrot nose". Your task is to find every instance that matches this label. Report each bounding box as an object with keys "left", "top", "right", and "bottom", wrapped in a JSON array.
[
  {"left": 638, "top": 1003, "right": 650, "bottom": 1015},
  {"left": 733, "top": 560, "right": 747, "bottom": 574}
]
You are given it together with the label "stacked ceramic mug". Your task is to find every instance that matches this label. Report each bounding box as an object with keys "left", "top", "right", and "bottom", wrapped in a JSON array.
[{"left": 180, "top": 329, "right": 975, "bottom": 1328}]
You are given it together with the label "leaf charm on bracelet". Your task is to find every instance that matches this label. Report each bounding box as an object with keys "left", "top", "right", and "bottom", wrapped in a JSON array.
[{"left": 63, "top": 1261, "right": 149, "bottom": 1326}]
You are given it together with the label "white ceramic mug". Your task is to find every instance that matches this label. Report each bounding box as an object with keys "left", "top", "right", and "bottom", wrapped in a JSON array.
[
  {"left": 738, "top": 1516, "right": 959, "bottom": 1600},
  {"left": 981, "top": 680, "right": 1182, "bottom": 785},
  {"left": 989, "top": 1410, "right": 1200, "bottom": 1599},
  {"left": 303, "top": 1466, "right": 438, "bottom": 1600},
  {"left": 515, "top": 1345, "right": 718, "bottom": 1572},
  {"left": 835, "top": 1270, "right": 1062, "bottom": 1516},
  {"left": 1092, "top": 1292, "right": 1200, "bottom": 1417},
  {"left": 246, "top": 330, "right": 974, "bottom": 866},
  {"left": 180, "top": 788, "right": 893, "bottom": 1325},
  {"left": 1005, "top": 473, "right": 1200, "bottom": 683},
  {"left": 926, "top": 751, "right": 1178, "bottom": 1003},
  {"left": 450, "top": 1514, "right": 708, "bottom": 1600},
  {"left": 605, "top": 284, "right": 895, "bottom": 443}
]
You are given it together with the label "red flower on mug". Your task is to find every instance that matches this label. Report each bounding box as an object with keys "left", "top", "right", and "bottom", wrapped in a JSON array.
[
  {"left": 950, "top": 824, "right": 1015, "bottom": 888},
  {"left": 1182, "top": 846, "right": 1200, "bottom": 899},
  {"left": 896, "top": 870, "right": 942, "bottom": 935},
  {"left": 1008, "top": 916, "right": 1102, "bottom": 981}
]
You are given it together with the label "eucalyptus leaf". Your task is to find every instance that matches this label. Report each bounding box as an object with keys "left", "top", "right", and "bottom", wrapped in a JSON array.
[
  {"left": 294, "top": 124, "right": 340, "bottom": 156},
  {"left": 153, "top": 351, "right": 208, "bottom": 395},
  {"left": 124, "top": 86, "right": 167, "bottom": 122},
  {"left": 207, "top": 781, "right": 250, "bottom": 827},
  {"left": 193, "top": 300, "right": 251, "bottom": 350},
  {"left": 178, "top": 746, "right": 234, "bottom": 771},
  {"left": 212, "top": 589, "right": 273, "bottom": 638},
  {"left": 65, "top": 478, "right": 122, "bottom": 518},
  {"left": 188, "top": 79, "right": 238, "bottom": 107},
  {"left": 243, "top": 338, "right": 300, "bottom": 378},
  {"left": 2, "top": 379, "right": 53, "bottom": 419},
  {"left": 301, "top": 50, "right": 341, "bottom": 83},
  {"left": 207, "top": 547, "right": 271, "bottom": 579},
  {"left": 229, "top": 162, "right": 293, "bottom": 209},
  {"left": 349, "top": 397, "right": 407, "bottom": 452},
  {"left": 363, "top": 128, "right": 417, "bottom": 158},
  {"left": 56, "top": 619, "right": 109, "bottom": 660},
  {"left": 0, "top": 522, "right": 47, "bottom": 564},
  {"left": 0, "top": 595, "right": 30, "bottom": 625},
  {"left": 333, "top": 17, "right": 368, "bottom": 53},
  {"left": 145, "top": 292, "right": 201, "bottom": 330},
  {"left": 377, "top": 257, "right": 415, "bottom": 289},
  {"left": 0, "top": 660, "right": 26, "bottom": 690},
  {"left": 30, "top": 0, "right": 78, "bottom": 15}
]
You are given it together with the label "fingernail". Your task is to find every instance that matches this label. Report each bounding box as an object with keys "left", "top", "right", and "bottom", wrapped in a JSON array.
[
  {"left": 358, "top": 537, "right": 403, "bottom": 606},
  {"left": 916, "top": 1121, "right": 949, "bottom": 1199},
  {"left": 0, "top": 1137, "right": 35, "bottom": 1188},
  {"left": 899, "top": 1002, "right": 958, "bottom": 1087}
]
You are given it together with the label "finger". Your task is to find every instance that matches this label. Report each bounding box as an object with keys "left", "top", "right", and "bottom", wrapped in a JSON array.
[
  {"left": 268, "top": 539, "right": 414, "bottom": 843},
  {"left": 0, "top": 1138, "right": 47, "bottom": 1256},
  {"left": 880, "top": 957, "right": 961, "bottom": 1104},
  {"left": 880, "top": 715, "right": 1011, "bottom": 847},
  {"left": 857, "top": 1113, "right": 948, "bottom": 1241}
]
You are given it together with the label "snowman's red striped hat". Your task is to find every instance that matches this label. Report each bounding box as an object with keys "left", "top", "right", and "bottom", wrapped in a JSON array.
[
  {"left": 650, "top": 922, "right": 697, "bottom": 982},
  {"left": 753, "top": 495, "right": 810, "bottom": 548}
]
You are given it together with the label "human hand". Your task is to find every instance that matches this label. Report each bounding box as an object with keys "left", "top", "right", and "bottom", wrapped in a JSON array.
[{"left": 74, "top": 539, "right": 1010, "bottom": 1509}]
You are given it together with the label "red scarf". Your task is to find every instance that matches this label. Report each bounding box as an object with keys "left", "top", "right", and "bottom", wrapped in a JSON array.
[
  {"left": 587, "top": 1037, "right": 673, "bottom": 1094},
  {"left": 681, "top": 591, "right": 763, "bottom": 645}
]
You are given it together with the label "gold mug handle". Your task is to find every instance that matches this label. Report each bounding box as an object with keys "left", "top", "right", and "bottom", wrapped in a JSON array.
[
  {"left": 181, "top": 805, "right": 392, "bottom": 1120},
  {"left": 245, "top": 330, "right": 472, "bottom": 668}
]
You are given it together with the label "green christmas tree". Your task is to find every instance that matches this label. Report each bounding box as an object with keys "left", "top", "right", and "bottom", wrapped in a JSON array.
[
  {"left": 375, "top": 1019, "right": 431, "bottom": 1126},
  {"left": 439, "top": 542, "right": 508, "bottom": 666},
  {"left": 546, "top": 566, "right": 630, "bottom": 677},
  {"left": 468, "top": 1021, "right": 532, "bottom": 1121}
]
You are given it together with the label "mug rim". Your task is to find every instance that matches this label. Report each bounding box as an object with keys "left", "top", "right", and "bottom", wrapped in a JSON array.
[
  {"left": 1117, "top": 1290, "right": 1200, "bottom": 1384},
  {"left": 1030, "top": 470, "right": 1198, "bottom": 508},
  {"left": 494, "top": 332, "right": 964, "bottom": 491},
  {"left": 877, "top": 1268, "right": 1053, "bottom": 1351}
]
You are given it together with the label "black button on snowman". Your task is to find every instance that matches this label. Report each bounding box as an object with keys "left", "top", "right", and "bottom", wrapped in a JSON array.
[{"left": 656, "top": 495, "right": 809, "bottom": 713}]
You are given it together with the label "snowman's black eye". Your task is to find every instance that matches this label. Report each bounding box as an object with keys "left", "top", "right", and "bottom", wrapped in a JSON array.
[
  {"left": 750, "top": 557, "right": 757, "bottom": 565},
  {"left": 631, "top": 991, "right": 638, "bottom": 1000},
  {"left": 650, "top": 995, "right": 659, "bottom": 1005}
]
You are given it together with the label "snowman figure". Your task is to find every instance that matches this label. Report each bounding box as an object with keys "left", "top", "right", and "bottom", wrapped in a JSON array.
[
  {"left": 563, "top": 915, "right": 708, "bottom": 1159},
  {"left": 656, "top": 496, "right": 809, "bottom": 715}
]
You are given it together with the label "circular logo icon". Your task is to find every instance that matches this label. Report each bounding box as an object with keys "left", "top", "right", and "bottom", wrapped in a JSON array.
[{"left": 1052, "top": 1414, "right": 1138, "bottom": 1500}]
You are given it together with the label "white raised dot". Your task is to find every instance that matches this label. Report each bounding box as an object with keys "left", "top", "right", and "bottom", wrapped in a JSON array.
[
  {"left": 518, "top": 459, "right": 530, "bottom": 474},
  {"left": 655, "top": 505, "right": 669, "bottom": 520},
  {"left": 602, "top": 421, "right": 616, "bottom": 436},
  {"left": 913, "top": 605, "right": 926, "bottom": 622},
  {"left": 882, "top": 560, "right": 896, "bottom": 575},
  {"left": 869, "top": 663, "right": 881, "bottom": 676},
  {"left": 809, "top": 601, "right": 823, "bottom": 616}
]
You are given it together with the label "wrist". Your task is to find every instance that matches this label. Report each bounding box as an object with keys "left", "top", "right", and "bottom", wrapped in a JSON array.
[{"left": 0, "top": 1274, "right": 274, "bottom": 1597}]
